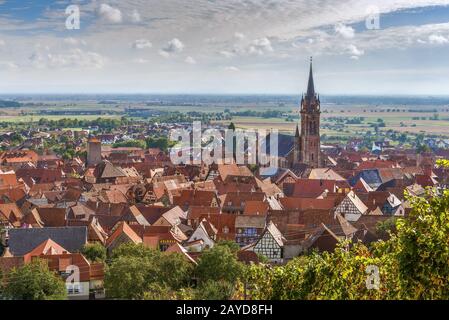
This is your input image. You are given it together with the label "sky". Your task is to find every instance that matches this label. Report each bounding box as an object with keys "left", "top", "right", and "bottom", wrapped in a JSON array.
[{"left": 0, "top": 0, "right": 449, "bottom": 95}]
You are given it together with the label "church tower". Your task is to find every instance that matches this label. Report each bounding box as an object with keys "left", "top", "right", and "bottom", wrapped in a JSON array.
[{"left": 295, "top": 57, "right": 321, "bottom": 168}]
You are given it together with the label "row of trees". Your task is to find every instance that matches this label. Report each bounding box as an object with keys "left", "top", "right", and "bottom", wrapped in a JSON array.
[
  {"left": 112, "top": 136, "right": 174, "bottom": 152},
  {"left": 242, "top": 188, "right": 449, "bottom": 300},
  {"left": 0, "top": 241, "right": 245, "bottom": 300},
  {"left": 104, "top": 241, "right": 244, "bottom": 300}
]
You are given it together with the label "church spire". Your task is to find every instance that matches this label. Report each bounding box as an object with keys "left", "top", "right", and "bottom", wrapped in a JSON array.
[{"left": 306, "top": 56, "right": 315, "bottom": 99}]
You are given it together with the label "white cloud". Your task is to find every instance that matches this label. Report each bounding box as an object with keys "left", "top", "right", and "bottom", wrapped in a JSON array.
[
  {"left": 248, "top": 37, "right": 273, "bottom": 55},
  {"left": 224, "top": 66, "right": 240, "bottom": 72},
  {"left": 63, "top": 38, "right": 86, "bottom": 46},
  {"left": 219, "top": 50, "right": 235, "bottom": 58},
  {"left": 134, "top": 58, "right": 149, "bottom": 64},
  {"left": 0, "top": 39, "right": 5, "bottom": 46},
  {"left": 160, "top": 38, "right": 185, "bottom": 57},
  {"left": 234, "top": 32, "right": 245, "bottom": 40},
  {"left": 130, "top": 9, "right": 141, "bottom": 23},
  {"left": 348, "top": 44, "right": 364, "bottom": 59},
  {"left": 98, "top": 4, "right": 123, "bottom": 24},
  {"left": 0, "top": 61, "right": 18, "bottom": 70},
  {"left": 335, "top": 23, "right": 355, "bottom": 39},
  {"left": 428, "top": 34, "right": 448, "bottom": 44},
  {"left": 3, "top": 0, "right": 449, "bottom": 94},
  {"left": 29, "top": 49, "right": 106, "bottom": 69},
  {"left": 132, "top": 39, "right": 152, "bottom": 49},
  {"left": 185, "top": 56, "right": 197, "bottom": 64}
]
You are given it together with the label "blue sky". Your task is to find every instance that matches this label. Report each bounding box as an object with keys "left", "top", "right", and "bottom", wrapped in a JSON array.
[{"left": 0, "top": 0, "right": 449, "bottom": 94}]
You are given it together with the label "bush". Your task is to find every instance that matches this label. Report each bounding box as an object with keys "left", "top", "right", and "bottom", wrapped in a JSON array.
[
  {"left": 81, "top": 242, "right": 107, "bottom": 263},
  {"left": 2, "top": 259, "right": 67, "bottom": 300},
  {"left": 194, "top": 280, "right": 235, "bottom": 300}
]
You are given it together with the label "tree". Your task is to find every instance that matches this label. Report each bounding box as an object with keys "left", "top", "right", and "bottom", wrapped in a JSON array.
[
  {"left": 81, "top": 243, "right": 107, "bottom": 263},
  {"left": 145, "top": 136, "right": 172, "bottom": 152},
  {"left": 376, "top": 190, "right": 449, "bottom": 299},
  {"left": 375, "top": 217, "right": 398, "bottom": 239},
  {"left": 195, "top": 244, "right": 244, "bottom": 284},
  {"left": 105, "top": 243, "right": 194, "bottom": 299},
  {"left": 243, "top": 187, "right": 449, "bottom": 300},
  {"left": 0, "top": 226, "right": 5, "bottom": 256},
  {"left": 113, "top": 140, "right": 146, "bottom": 149},
  {"left": 216, "top": 240, "right": 240, "bottom": 254},
  {"left": 195, "top": 280, "right": 236, "bottom": 300},
  {"left": 105, "top": 255, "right": 160, "bottom": 299},
  {"left": 2, "top": 259, "right": 67, "bottom": 300},
  {"left": 416, "top": 144, "right": 431, "bottom": 154},
  {"left": 110, "top": 242, "right": 159, "bottom": 260},
  {"left": 158, "top": 252, "right": 194, "bottom": 289}
]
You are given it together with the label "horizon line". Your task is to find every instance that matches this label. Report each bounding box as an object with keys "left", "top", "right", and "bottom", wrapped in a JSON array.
[{"left": 1, "top": 93, "right": 449, "bottom": 98}]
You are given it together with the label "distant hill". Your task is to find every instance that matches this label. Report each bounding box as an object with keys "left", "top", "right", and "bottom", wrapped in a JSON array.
[{"left": 0, "top": 100, "right": 21, "bottom": 108}]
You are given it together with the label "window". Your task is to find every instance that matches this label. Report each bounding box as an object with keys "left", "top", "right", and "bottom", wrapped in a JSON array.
[
  {"left": 223, "top": 226, "right": 229, "bottom": 234},
  {"left": 67, "top": 284, "right": 82, "bottom": 295}
]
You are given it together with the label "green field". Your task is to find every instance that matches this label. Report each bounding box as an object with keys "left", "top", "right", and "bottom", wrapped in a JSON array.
[
  {"left": 2, "top": 101, "right": 449, "bottom": 139},
  {"left": 0, "top": 114, "right": 122, "bottom": 123}
]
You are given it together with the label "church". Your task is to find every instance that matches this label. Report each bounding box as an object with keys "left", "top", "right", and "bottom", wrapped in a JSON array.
[
  {"left": 267, "top": 58, "right": 327, "bottom": 171},
  {"left": 292, "top": 57, "right": 323, "bottom": 168}
]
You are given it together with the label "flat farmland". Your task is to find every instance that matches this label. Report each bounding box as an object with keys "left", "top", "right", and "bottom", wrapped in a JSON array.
[
  {"left": 214, "top": 109, "right": 449, "bottom": 138},
  {"left": 0, "top": 114, "right": 122, "bottom": 123}
]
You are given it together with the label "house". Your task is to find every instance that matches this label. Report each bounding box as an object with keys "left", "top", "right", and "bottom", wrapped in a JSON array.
[
  {"left": 284, "top": 179, "right": 337, "bottom": 198},
  {"left": 363, "top": 192, "right": 405, "bottom": 216},
  {"left": 173, "top": 189, "right": 219, "bottom": 210},
  {"left": 259, "top": 167, "right": 299, "bottom": 188},
  {"left": 217, "top": 163, "right": 255, "bottom": 184},
  {"left": 0, "top": 150, "right": 39, "bottom": 168},
  {"left": 349, "top": 169, "right": 383, "bottom": 190},
  {"left": 7, "top": 227, "right": 88, "bottom": 256},
  {"left": 302, "top": 214, "right": 358, "bottom": 253},
  {"left": 249, "top": 221, "right": 285, "bottom": 264},
  {"left": 352, "top": 177, "right": 373, "bottom": 193},
  {"left": 142, "top": 225, "right": 187, "bottom": 251},
  {"left": 221, "top": 192, "right": 265, "bottom": 214},
  {"left": 334, "top": 191, "right": 369, "bottom": 222},
  {"left": 67, "top": 217, "right": 108, "bottom": 244},
  {"left": 120, "top": 205, "right": 151, "bottom": 226},
  {"left": 106, "top": 221, "right": 142, "bottom": 254},
  {"left": 0, "top": 171, "right": 20, "bottom": 189},
  {"left": 198, "top": 213, "right": 236, "bottom": 241},
  {"left": 152, "top": 206, "right": 187, "bottom": 227},
  {"left": 243, "top": 201, "right": 269, "bottom": 216},
  {"left": 0, "top": 203, "right": 23, "bottom": 228},
  {"left": 165, "top": 243, "right": 197, "bottom": 265},
  {"left": 235, "top": 215, "right": 266, "bottom": 247},
  {"left": 187, "top": 218, "right": 218, "bottom": 250},
  {"left": 91, "top": 161, "right": 126, "bottom": 184},
  {"left": 0, "top": 238, "right": 105, "bottom": 300}
]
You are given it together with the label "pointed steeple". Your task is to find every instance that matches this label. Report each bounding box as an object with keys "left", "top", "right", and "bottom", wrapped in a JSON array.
[
  {"left": 306, "top": 56, "right": 315, "bottom": 99},
  {"left": 295, "top": 124, "right": 300, "bottom": 137}
]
